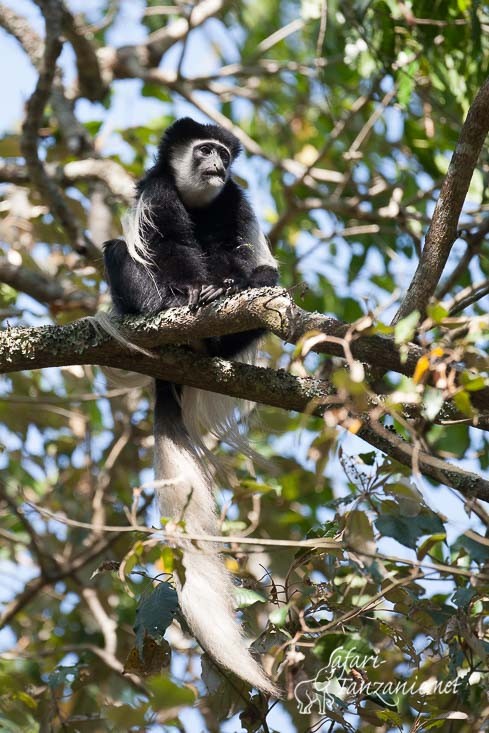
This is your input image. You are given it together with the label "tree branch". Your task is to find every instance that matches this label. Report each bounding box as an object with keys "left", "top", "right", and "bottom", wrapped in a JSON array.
[
  {"left": 394, "top": 76, "right": 489, "bottom": 323},
  {"left": 1, "top": 288, "right": 488, "bottom": 500},
  {"left": 0, "top": 2, "right": 91, "bottom": 154},
  {"left": 0, "top": 490, "right": 153, "bottom": 629},
  {"left": 53, "top": 0, "right": 106, "bottom": 100},
  {"left": 1, "top": 287, "right": 488, "bottom": 408},
  {"left": 0, "top": 287, "right": 425, "bottom": 378},
  {"left": 19, "top": 0, "right": 98, "bottom": 259},
  {"left": 0, "top": 258, "right": 97, "bottom": 312},
  {"left": 0, "top": 159, "right": 134, "bottom": 204}
]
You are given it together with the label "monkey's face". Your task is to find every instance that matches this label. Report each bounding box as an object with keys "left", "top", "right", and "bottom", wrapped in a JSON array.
[
  {"left": 171, "top": 139, "right": 232, "bottom": 208},
  {"left": 192, "top": 141, "right": 231, "bottom": 190}
]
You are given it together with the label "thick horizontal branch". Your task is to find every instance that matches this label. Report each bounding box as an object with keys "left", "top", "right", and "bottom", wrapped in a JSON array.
[
  {"left": 0, "top": 287, "right": 425, "bottom": 376},
  {"left": 2, "top": 287, "right": 489, "bottom": 409},
  {"left": 1, "top": 288, "right": 489, "bottom": 500}
]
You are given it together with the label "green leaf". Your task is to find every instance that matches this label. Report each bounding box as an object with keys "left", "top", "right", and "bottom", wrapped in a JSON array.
[
  {"left": 134, "top": 582, "right": 178, "bottom": 654},
  {"left": 83, "top": 120, "right": 103, "bottom": 136},
  {"left": 461, "top": 372, "right": 487, "bottom": 392},
  {"left": 147, "top": 676, "right": 196, "bottom": 709},
  {"left": 375, "top": 710, "right": 404, "bottom": 727},
  {"left": 358, "top": 451, "right": 377, "bottom": 465},
  {"left": 422, "top": 387, "right": 445, "bottom": 421},
  {"left": 394, "top": 310, "right": 420, "bottom": 345},
  {"left": 426, "top": 302, "right": 449, "bottom": 323},
  {"left": 453, "top": 390, "right": 473, "bottom": 416},
  {"left": 269, "top": 604, "right": 290, "bottom": 627},
  {"left": 106, "top": 703, "right": 149, "bottom": 726},
  {"left": 376, "top": 510, "right": 445, "bottom": 550},
  {"left": 398, "top": 64, "right": 416, "bottom": 107},
  {"left": 345, "top": 509, "right": 376, "bottom": 554},
  {"left": 452, "top": 587, "right": 476, "bottom": 608},
  {"left": 453, "top": 533, "right": 489, "bottom": 564},
  {"left": 428, "top": 423, "right": 470, "bottom": 458},
  {"left": 234, "top": 587, "right": 267, "bottom": 608}
]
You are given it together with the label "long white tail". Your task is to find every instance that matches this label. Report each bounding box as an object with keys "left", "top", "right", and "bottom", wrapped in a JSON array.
[{"left": 154, "top": 381, "right": 278, "bottom": 695}]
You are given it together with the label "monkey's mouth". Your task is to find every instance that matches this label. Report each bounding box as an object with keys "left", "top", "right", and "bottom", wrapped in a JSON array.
[{"left": 203, "top": 171, "right": 225, "bottom": 181}]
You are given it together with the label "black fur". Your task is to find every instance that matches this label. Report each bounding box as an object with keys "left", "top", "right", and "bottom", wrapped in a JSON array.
[{"left": 103, "top": 118, "right": 278, "bottom": 358}]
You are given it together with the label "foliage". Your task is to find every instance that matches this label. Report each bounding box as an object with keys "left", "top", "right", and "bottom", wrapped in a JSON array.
[{"left": 0, "top": 0, "right": 488, "bottom": 731}]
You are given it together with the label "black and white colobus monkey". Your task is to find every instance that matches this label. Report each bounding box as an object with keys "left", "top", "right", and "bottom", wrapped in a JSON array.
[{"left": 103, "top": 118, "right": 279, "bottom": 694}]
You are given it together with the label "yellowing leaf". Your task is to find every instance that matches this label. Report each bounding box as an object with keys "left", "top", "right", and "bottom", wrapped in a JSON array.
[
  {"left": 430, "top": 347, "right": 444, "bottom": 358},
  {"left": 123, "top": 637, "right": 171, "bottom": 677},
  {"left": 417, "top": 533, "right": 446, "bottom": 561},
  {"left": 157, "top": 546, "right": 175, "bottom": 573},
  {"left": 347, "top": 418, "right": 362, "bottom": 434},
  {"left": 224, "top": 557, "right": 240, "bottom": 573},
  {"left": 413, "top": 354, "right": 430, "bottom": 384}
]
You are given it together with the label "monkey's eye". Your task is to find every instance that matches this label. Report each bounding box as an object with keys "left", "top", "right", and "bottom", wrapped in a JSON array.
[
  {"left": 220, "top": 150, "right": 230, "bottom": 166},
  {"left": 199, "top": 145, "right": 212, "bottom": 155}
]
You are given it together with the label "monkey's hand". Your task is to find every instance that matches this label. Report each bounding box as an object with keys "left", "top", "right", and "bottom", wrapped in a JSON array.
[{"left": 189, "top": 278, "right": 246, "bottom": 310}]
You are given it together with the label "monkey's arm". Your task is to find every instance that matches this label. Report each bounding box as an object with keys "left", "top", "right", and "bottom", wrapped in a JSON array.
[
  {"left": 103, "top": 238, "right": 204, "bottom": 315},
  {"left": 248, "top": 263, "right": 279, "bottom": 287},
  {"left": 229, "top": 194, "right": 279, "bottom": 289},
  {"left": 196, "top": 192, "right": 278, "bottom": 308}
]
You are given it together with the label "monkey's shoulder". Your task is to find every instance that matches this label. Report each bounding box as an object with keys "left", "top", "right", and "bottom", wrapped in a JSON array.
[
  {"left": 103, "top": 237, "right": 126, "bottom": 251},
  {"left": 102, "top": 238, "right": 129, "bottom": 263}
]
